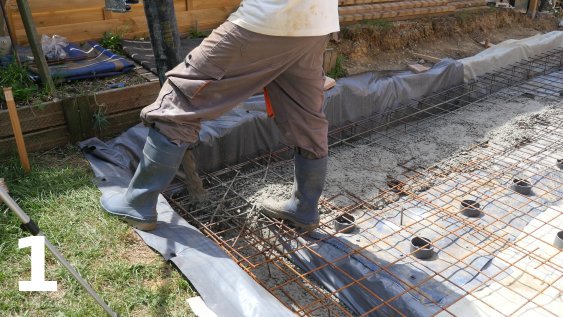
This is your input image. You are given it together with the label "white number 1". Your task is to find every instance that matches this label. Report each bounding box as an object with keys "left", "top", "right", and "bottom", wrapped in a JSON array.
[{"left": 18, "top": 236, "right": 57, "bottom": 292}]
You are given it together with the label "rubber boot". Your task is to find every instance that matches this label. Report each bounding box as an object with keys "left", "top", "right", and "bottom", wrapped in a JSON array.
[
  {"left": 262, "top": 151, "right": 327, "bottom": 231},
  {"left": 101, "top": 128, "right": 187, "bottom": 231}
]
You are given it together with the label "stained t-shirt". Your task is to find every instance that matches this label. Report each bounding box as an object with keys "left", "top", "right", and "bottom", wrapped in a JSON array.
[{"left": 228, "top": 0, "right": 340, "bottom": 37}]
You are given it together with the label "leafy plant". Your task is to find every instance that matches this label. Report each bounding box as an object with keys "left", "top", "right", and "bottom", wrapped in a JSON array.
[
  {"left": 188, "top": 21, "right": 208, "bottom": 38},
  {"left": 327, "top": 55, "right": 347, "bottom": 79},
  {"left": 92, "top": 106, "right": 110, "bottom": 132},
  {"left": 99, "top": 32, "right": 125, "bottom": 55}
]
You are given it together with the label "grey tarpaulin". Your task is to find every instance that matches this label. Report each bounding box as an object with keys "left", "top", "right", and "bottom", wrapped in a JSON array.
[
  {"left": 79, "top": 126, "right": 295, "bottom": 317},
  {"left": 195, "top": 59, "right": 464, "bottom": 172},
  {"left": 79, "top": 59, "right": 464, "bottom": 316}
]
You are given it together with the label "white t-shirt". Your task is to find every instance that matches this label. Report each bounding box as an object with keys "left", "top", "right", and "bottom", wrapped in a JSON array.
[{"left": 228, "top": 0, "right": 340, "bottom": 37}]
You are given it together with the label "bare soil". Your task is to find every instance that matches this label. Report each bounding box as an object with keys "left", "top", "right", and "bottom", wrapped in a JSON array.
[{"left": 335, "top": 9, "right": 560, "bottom": 75}]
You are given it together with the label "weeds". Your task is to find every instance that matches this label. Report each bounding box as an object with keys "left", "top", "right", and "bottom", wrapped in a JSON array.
[
  {"left": 361, "top": 19, "right": 394, "bottom": 31},
  {"left": 327, "top": 55, "right": 347, "bottom": 79},
  {"left": 0, "top": 62, "right": 41, "bottom": 106},
  {"left": 188, "top": 21, "right": 208, "bottom": 39},
  {"left": 99, "top": 32, "right": 125, "bottom": 55},
  {"left": 92, "top": 106, "right": 110, "bottom": 132}
]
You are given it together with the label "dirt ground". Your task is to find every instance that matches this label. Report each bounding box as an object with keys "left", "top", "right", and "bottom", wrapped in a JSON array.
[{"left": 336, "top": 9, "right": 561, "bottom": 75}]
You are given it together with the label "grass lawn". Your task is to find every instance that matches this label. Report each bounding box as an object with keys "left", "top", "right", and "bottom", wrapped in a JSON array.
[{"left": 0, "top": 147, "right": 196, "bottom": 316}]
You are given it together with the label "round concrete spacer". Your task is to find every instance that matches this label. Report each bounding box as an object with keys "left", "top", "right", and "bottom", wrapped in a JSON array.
[
  {"left": 334, "top": 213, "right": 356, "bottom": 234},
  {"left": 460, "top": 199, "right": 481, "bottom": 218},
  {"left": 410, "top": 237, "right": 434, "bottom": 260},
  {"left": 512, "top": 179, "right": 532, "bottom": 195},
  {"left": 557, "top": 159, "right": 563, "bottom": 170},
  {"left": 554, "top": 231, "right": 563, "bottom": 250}
]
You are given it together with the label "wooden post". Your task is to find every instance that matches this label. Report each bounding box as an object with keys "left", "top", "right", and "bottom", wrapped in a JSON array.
[
  {"left": 0, "top": 0, "right": 7, "bottom": 36},
  {"left": 1, "top": 1, "right": 21, "bottom": 64},
  {"left": 14, "top": 0, "right": 56, "bottom": 94},
  {"left": 62, "top": 95, "right": 95, "bottom": 143},
  {"left": 4, "top": 87, "right": 31, "bottom": 173},
  {"left": 528, "top": 0, "right": 539, "bottom": 18},
  {"left": 143, "top": 0, "right": 182, "bottom": 85}
]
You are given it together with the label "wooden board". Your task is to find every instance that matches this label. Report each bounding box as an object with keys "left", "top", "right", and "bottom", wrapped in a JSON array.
[
  {"left": 0, "top": 125, "right": 69, "bottom": 156},
  {"left": 0, "top": 100, "right": 64, "bottom": 138},
  {"left": 0, "top": 81, "right": 161, "bottom": 157},
  {"left": 6, "top": 0, "right": 239, "bottom": 44}
]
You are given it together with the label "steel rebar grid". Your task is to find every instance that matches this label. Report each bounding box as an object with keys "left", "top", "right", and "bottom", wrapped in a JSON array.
[{"left": 164, "top": 50, "right": 563, "bottom": 316}]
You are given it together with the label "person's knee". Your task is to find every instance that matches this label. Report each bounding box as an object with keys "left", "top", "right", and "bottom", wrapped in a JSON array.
[{"left": 297, "top": 147, "right": 327, "bottom": 160}]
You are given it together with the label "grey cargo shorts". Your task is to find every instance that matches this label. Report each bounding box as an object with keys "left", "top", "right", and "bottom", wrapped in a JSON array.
[{"left": 141, "top": 22, "right": 330, "bottom": 158}]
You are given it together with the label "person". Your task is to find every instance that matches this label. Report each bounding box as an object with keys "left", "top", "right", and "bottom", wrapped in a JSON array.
[{"left": 100, "top": 0, "right": 340, "bottom": 231}]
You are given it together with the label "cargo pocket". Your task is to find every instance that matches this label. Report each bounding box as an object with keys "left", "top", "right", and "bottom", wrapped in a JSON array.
[
  {"left": 167, "top": 23, "right": 242, "bottom": 103},
  {"left": 171, "top": 48, "right": 226, "bottom": 102}
]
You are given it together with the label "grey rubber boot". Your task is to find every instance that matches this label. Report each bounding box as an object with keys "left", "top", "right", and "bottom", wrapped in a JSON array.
[
  {"left": 262, "top": 151, "right": 327, "bottom": 231},
  {"left": 101, "top": 128, "right": 187, "bottom": 231}
]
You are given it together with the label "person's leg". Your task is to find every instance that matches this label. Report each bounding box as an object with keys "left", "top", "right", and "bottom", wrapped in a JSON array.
[
  {"left": 101, "top": 23, "right": 324, "bottom": 230},
  {"left": 102, "top": 22, "right": 270, "bottom": 230},
  {"left": 100, "top": 128, "right": 190, "bottom": 231},
  {"left": 261, "top": 36, "right": 330, "bottom": 231}
]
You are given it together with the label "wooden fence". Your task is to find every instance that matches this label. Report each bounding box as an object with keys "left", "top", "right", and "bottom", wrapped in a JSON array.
[
  {"left": 4, "top": 0, "right": 241, "bottom": 44},
  {"left": 4, "top": 0, "right": 488, "bottom": 44}
]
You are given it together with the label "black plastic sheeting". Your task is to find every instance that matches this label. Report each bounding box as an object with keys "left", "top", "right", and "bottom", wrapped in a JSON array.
[{"left": 80, "top": 59, "right": 464, "bottom": 316}]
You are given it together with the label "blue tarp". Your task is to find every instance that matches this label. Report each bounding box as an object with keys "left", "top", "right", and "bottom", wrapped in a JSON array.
[
  {"left": 10, "top": 41, "right": 135, "bottom": 81},
  {"left": 45, "top": 42, "right": 134, "bottom": 81}
]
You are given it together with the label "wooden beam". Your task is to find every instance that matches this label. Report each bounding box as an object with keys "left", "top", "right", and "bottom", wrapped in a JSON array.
[
  {"left": 143, "top": 0, "right": 182, "bottom": 85},
  {"left": 14, "top": 0, "right": 55, "bottom": 94},
  {"left": 0, "top": 0, "right": 7, "bottom": 36},
  {"left": 412, "top": 52, "right": 441, "bottom": 63},
  {"left": 0, "top": 0, "right": 20, "bottom": 64},
  {"left": 528, "top": 0, "right": 539, "bottom": 18},
  {"left": 4, "top": 87, "right": 31, "bottom": 173},
  {"left": 408, "top": 63, "right": 430, "bottom": 73}
]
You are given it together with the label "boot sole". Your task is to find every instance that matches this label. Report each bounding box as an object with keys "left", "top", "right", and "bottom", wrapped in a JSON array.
[
  {"left": 123, "top": 218, "right": 157, "bottom": 231},
  {"left": 262, "top": 208, "right": 319, "bottom": 231},
  {"left": 100, "top": 196, "right": 157, "bottom": 231}
]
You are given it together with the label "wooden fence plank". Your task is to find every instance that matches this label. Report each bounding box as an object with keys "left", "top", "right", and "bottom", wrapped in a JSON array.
[
  {"left": 98, "top": 108, "right": 144, "bottom": 137},
  {"left": 94, "top": 82, "right": 160, "bottom": 115},
  {"left": 7, "top": 0, "right": 487, "bottom": 44},
  {"left": 0, "top": 101, "right": 64, "bottom": 138},
  {"left": 4, "top": 87, "right": 31, "bottom": 172},
  {"left": 0, "top": 126, "right": 69, "bottom": 156}
]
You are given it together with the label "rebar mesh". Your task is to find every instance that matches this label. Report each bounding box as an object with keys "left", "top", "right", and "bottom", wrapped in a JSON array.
[{"left": 165, "top": 49, "right": 563, "bottom": 316}]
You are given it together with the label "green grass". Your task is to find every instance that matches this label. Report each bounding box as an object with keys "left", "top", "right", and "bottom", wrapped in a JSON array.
[
  {"left": 0, "top": 62, "right": 48, "bottom": 107},
  {"left": 327, "top": 55, "right": 347, "bottom": 79},
  {"left": 0, "top": 147, "right": 196, "bottom": 316}
]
